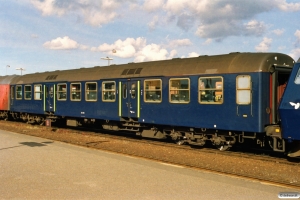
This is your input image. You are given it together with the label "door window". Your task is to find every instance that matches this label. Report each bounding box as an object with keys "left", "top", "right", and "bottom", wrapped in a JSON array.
[
  {"left": 122, "top": 83, "right": 127, "bottom": 99},
  {"left": 236, "top": 75, "right": 251, "bottom": 105},
  {"left": 131, "top": 83, "right": 136, "bottom": 99}
]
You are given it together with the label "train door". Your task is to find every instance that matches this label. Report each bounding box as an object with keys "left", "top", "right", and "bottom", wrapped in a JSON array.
[
  {"left": 119, "top": 80, "right": 140, "bottom": 119},
  {"left": 270, "top": 68, "right": 291, "bottom": 124},
  {"left": 43, "top": 83, "right": 56, "bottom": 113}
]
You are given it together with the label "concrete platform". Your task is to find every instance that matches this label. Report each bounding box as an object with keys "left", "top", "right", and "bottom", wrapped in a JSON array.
[{"left": 0, "top": 129, "right": 298, "bottom": 199}]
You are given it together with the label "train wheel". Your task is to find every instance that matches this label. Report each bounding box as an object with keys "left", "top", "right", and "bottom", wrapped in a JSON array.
[
  {"left": 212, "top": 136, "right": 231, "bottom": 151},
  {"left": 215, "top": 144, "right": 231, "bottom": 151},
  {"left": 176, "top": 140, "right": 186, "bottom": 145}
]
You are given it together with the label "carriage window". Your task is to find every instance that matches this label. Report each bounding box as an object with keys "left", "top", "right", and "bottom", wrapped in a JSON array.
[
  {"left": 57, "top": 83, "right": 67, "bottom": 100},
  {"left": 16, "top": 85, "right": 22, "bottom": 100},
  {"left": 122, "top": 83, "right": 127, "bottom": 99},
  {"left": 294, "top": 67, "right": 300, "bottom": 84},
  {"left": 199, "top": 77, "right": 223, "bottom": 104},
  {"left": 70, "top": 83, "right": 81, "bottom": 101},
  {"left": 11, "top": 86, "right": 15, "bottom": 99},
  {"left": 24, "top": 85, "right": 32, "bottom": 100},
  {"left": 102, "top": 81, "right": 116, "bottom": 102},
  {"left": 34, "top": 85, "right": 42, "bottom": 100},
  {"left": 169, "top": 78, "right": 190, "bottom": 103},
  {"left": 131, "top": 83, "right": 136, "bottom": 99},
  {"left": 236, "top": 75, "right": 251, "bottom": 105},
  {"left": 144, "top": 79, "right": 162, "bottom": 103},
  {"left": 86, "top": 82, "right": 97, "bottom": 101}
]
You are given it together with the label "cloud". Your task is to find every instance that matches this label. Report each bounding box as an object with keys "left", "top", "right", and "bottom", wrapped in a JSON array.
[
  {"left": 31, "top": 34, "right": 39, "bottom": 39},
  {"left": 30, "top": 0, "right": 300, "bottom": 40},
  {"left": 272, "top": 29, "right": 285, "bottom": 36},
  {"left": 203, "top": 38, "right": 212, "bottom": 45},
  {"left": 92, "top": 37, "right": 147, "bottom": 58},
  {"left": 92, "top": 37, "right": 178, "bottom": 62},
  {"left": 169, "top": 49, "right": 177, "bottom": 58},
  {"left": 163, "top": 0, "right": 298, "bottom": 40},
  {"left": 43, "top": 36, "right": 79, "bottom": 50},
  {"left": 143, "top": 0, "right": 164, "bottom": 12},
  {"left": 148, "top": 16, "right": 159, "bottom": 30},
  {"left": 176, "top": 13, "right": 195, "bottom": 31},
  {"left": 30, "top": 0, "right": 130, "bottom": 26},
  {"left": 244, "top": 20, "right": 266, "bottom": 36},
  {"left": 188, "top": 52, "right": 199, "bottom": 57},
  {"left": 255, "top": 37, "right": 272, "bottom": 52},
  {"left": 295, "top": 30, "right": 300, "bottom": 45},
  {"left": 168, "top": 39, "right": 192, "bottom": 48},
  {"left": 134, "top": 44, "right": 169, "bottom": 62},
  {"left": 276, "top": 0, "right": 300, "bottom": 11},
  {"left": 290, "top": 48, "right": 300, "bottom": 61},
  {"left": 30, "top": 0, "right": 65, "bottom": 16},
  {"left": 289, "top": 30, "right": 300, "bottom": 60}
]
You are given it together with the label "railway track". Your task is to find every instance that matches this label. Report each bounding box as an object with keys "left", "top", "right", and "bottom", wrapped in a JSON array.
[
  {"left": 0, "top": 120, "right": 300, "bottom": 189},
  {"left": 69, "top": 125, "right": 300, "bottom": 167}
]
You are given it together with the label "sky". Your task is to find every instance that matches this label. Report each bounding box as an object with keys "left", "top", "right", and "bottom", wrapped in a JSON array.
[{"left": 1, "top": 0, "right": 300, "bottom": 76}]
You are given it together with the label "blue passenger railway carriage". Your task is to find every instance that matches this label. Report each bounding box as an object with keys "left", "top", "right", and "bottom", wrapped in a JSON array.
[{"left": 1, "top": 52, "right": 300, "bottom": 156}]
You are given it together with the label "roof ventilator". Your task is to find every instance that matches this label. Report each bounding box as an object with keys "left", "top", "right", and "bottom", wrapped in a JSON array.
[
  {"left": 121, "top": 68, "right": 143, "bottom": 75},
  {"left": 45, "top": 75, "right": 58, "bottom": 80}
]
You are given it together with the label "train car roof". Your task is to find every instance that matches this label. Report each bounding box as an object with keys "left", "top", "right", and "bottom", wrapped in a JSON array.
[
  {"left": 0, "top": 75, "right": 19, "bottom": 84},
  {"left": 10, "top": 52, "right": 295, "bottom": 84}
]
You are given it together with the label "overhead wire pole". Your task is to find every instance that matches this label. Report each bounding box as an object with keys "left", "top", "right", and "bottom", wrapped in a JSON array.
[
  {"left": 101, "top": 49, "right": 116, "bottom": 66},
  {"left": 101, "top": 56, "right": 113, "bottom": 66},
  {"left": 16, "top": 68, "right": 25, "bottom": 75}
]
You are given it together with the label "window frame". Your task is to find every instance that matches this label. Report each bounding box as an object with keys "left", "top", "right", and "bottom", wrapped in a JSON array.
[
  {"left": 85, "top": 82, "right": 97, "bottom": 102},
  {"left": 16, "top": 85, "right": 22, "bottom": 100},
  {"left": 57, "top": 83, "right": 67, "bottom": 101},
  {"left": 236, "top": 75, "right": 252, "bottom": 105},
  {"left": 24, "top": 85, "right": 32, "bottom": 100},
  {"left": 144, "top": 79, "right": 162, "bottom": 103},
  {"left": 102, "top": 81, "right": 116, "bottom": 102},
  {"left": 34, "top": 84, "right": 42, "bottom": 100},
  {"left": 199, "top": 76, "right": 224, "bottom": 104},
  {"left": 70, "top": 82, "right": 81, "bottom": 101},
  {"left": 169, "top": 78, "right": 190, "bottom": 104}
]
